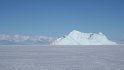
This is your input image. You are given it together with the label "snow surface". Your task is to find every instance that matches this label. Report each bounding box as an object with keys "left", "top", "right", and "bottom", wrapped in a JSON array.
[
  {"left": 0, "top": 45, "right": 124, "bottom": 70},
  {"left": 52, "top": 30, "right": 117, "bottom": 45}
]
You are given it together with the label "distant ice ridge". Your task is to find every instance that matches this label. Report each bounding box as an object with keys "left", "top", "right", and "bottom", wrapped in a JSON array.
[
  {"left": 52, "top": 30, "right": 117, "bottom": 45},
  {"left": 0, "top": 34, "right": 53, "bottom": 45}
]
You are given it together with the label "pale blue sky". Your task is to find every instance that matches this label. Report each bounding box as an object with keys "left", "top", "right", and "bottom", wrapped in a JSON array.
[{"left": 0, "top": 0, "right": 124, "bottom": 42}]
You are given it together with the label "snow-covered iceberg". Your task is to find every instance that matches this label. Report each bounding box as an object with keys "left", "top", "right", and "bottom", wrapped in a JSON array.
[{"left": 52, "top": 30, "right": 117, "bottom": 45}]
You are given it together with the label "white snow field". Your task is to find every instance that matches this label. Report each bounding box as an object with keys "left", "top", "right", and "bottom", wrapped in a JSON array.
[
  {"left": 52, "top": 30, "right": 117, "bottom": 45},
  {"left": 0, "top": 45, "right": 124, "bottom": 70}
]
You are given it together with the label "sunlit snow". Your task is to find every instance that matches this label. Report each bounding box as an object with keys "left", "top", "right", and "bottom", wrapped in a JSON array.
[{"left": 52, "top": 30, "right": 117, "bottom": 45}]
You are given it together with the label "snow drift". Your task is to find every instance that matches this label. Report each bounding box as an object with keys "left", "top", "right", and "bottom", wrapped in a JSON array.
[{"left": 52, "top": 30, "right": 117, "bottom": 45}]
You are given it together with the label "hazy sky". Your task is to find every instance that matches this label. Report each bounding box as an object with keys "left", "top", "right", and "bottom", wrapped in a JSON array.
[{"left": 0, "top": 0, "right": 124, "bottom": 41}]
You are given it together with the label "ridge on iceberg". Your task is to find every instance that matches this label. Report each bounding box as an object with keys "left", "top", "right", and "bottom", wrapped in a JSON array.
[{"left": 52, "top": 30, "right": 117, "bottom": 45}]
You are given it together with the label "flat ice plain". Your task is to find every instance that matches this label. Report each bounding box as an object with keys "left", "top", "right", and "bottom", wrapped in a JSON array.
[{"left": 0, "top": 45, "right": 124, "bottom": 70}]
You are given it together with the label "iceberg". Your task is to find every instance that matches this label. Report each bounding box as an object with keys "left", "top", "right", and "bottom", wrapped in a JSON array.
[{"left": 52, "top": 30, "right": 117, "bottom": 45}]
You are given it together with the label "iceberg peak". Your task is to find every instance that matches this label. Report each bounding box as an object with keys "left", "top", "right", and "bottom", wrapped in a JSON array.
[
  {"left": 52, "top": 30, "right": 117, "bottom": 45},
  {"left": 69, "top": 30, "right": 82, "bottom": 35},
  {"left": 98, "top": 32, "right": 104, "bottom": 35}
]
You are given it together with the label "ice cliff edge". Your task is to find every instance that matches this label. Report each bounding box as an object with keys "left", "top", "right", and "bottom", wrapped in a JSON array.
[{"left": 52, "top": 30, "right": 117, "bottom": 45}]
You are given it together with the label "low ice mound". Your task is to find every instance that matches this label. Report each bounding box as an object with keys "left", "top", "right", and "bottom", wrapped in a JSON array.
[{"left": 52, "top": 30, "right": 117, "bottom": 45}]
